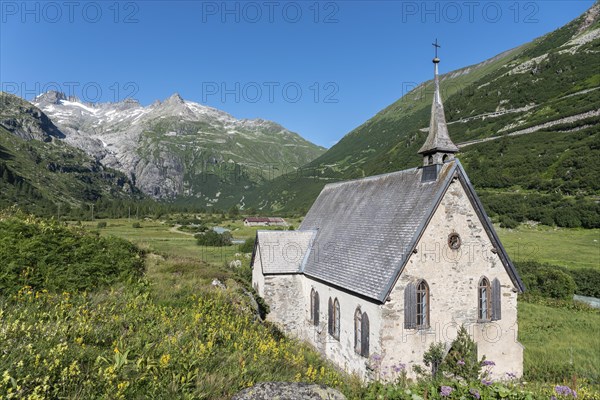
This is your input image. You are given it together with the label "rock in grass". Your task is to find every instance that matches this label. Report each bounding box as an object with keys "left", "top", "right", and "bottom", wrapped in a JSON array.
[{"left": 232, "top": 382, "right": 346, "bottom": 400}]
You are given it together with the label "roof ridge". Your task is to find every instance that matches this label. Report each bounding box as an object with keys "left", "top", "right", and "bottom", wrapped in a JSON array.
[{"left": 322, "top": 165, "right": 422, "bottom": 190}]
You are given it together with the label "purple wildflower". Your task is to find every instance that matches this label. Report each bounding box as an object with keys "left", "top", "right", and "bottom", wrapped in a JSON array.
[
  {"left": 440, "top": 386, "right": 453, "bottom": 397},
  {"left": 482, "top": 360, "right": 496, "bottom": 367},
  {"left": 481, "top": 379, "right": 493, "bottom": 386},
  {"left": 469, "top": 388, "right": 481, "bottom": 399},
  {"left": 392, "top": 363, "right": 406, "bottom": 373},
  {"left": 555, "top": 385, "right": 577, "bottom": 398},
  {"left": 506, "top": 372, "right": 517, "bottom": 379},
  {"left": 457, "top": 359, "right": 465, "bottom": 365}
]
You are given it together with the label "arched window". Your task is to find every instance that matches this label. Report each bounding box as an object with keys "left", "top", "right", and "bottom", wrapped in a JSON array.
[
  {"left": 354, "top": 307, "right": 369, "bottom": 357},
  {"left": 478, "top": 277, "right": 492, "bottom": 321},
  {"left": 311, "top": 289, "right": 319, "bottom": 326},
  {"left": 427, "top": 155, "right": 434, "bottom": 165},
  {"left": 416, "top": 280, "right": 430, "bottom": 328},
  {"left": 442, "top": 154, "right": 448, "bottom": 163},
  {"left": 328, "top": 298, "right": 340, "bottom": 340},
  {"left": 479, "top": 278, "right": 502, "bottom": 321}
]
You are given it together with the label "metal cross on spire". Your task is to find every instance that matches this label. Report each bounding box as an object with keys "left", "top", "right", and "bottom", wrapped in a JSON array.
[{"left": 432, "top": 39, "right": 441, "bottom": 59}]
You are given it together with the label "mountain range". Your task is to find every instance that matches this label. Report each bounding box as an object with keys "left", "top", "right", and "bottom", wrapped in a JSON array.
[
  {"left": 0, "top": 92, "right": 141, "bottom": 214},
  {"left": 32, "top": 91, "right": 325, "bottom": 204}
]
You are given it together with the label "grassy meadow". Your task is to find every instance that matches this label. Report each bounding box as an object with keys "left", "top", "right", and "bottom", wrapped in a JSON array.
[
  {"left": 497, "top": 224, "right": 599, "bottom": 270},
  {"left": 1, "top": 213, "right": 599, "bottom": 398}
]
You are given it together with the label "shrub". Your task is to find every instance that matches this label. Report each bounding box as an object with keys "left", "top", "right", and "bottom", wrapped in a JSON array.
[
  {"left": 499, "top": 215, "right": 519, "bottom": 229},
  {"left": 196, "top": 230, "right": 232, "bottom": 247},
  {"left": 441, "top": 326, "right": 483, "bottom": 381},
  {"left": 423, "top": 342, "right": 445, "bottom": 378},
  {"left": 570, "top": 268, "right": 600, "bottom": 298},
  {"left": 554, "top": 208, "right": 582, "bottom": 228},
  {"left": 517, "top": 261, "right": 576, "bottom": 300},
  {"left": 239, "top": 237, "right": 255, "bottom": 253},
  {"left": 132, "top": 222, "right": 142, "bottom": 228},
  {"left": 0, "top": 213, "right": 144, "bottom": 293},
  {"left": 96, "top": 221, "right": 107, "bottom": 229}
]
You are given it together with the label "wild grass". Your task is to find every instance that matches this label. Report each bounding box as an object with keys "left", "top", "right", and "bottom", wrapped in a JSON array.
[
  {"left": 518, "top": 301, "right": 600, "bottom": 383},
  {"left": 497, "top": 224, "right": 600, "bottom": 270}
]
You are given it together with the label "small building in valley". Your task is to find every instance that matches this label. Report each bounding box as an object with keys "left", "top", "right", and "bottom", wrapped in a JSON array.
[
  {"left": 251, "top": 54, "right": 525, "bottom": 381},
  {"left": 244, "top": 217, "right": 287, "bottom": 227}
]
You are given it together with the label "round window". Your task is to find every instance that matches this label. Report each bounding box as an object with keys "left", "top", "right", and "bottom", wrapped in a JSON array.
[{"left": 448, "top": 233, "right": 461, "bottom": 250}]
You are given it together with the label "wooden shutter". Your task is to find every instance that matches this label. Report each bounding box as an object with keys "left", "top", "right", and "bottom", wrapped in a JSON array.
[
  {"left": 404, "top": 282, "right": 417, "bottom": 329},
  {"left": 354, "top": 310, "right": 361, "bottom": 354},
  {"left": 492, "top": 278, "right": 502, "bottom": 321},
  {"left": 328, "top": 298, "right": 333, "bottom": 335},
  {"left": 361, "top": 313, "right": 370, "bottom": 357},
  {"left": 314, "top": 292, "right": 320, "bottom": 326},
  {"left": 310, "top": 289, "right": 315, "bottom": 323},
  {"left": 334, "top": 299, "right": 340, "bottom": 339}
]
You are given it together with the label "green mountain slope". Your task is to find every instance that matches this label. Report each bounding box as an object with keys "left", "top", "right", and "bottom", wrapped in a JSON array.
[
  {"left": 0, "top": 93, "right": 142, "bottom": 215},
  {"left": 244, "top": 3, "right": 600, "bottom": 227}
]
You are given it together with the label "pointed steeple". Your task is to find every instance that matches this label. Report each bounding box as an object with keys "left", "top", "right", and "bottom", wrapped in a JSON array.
[{"left": 418, "top": 40, "right": 459, "bottom": 166}]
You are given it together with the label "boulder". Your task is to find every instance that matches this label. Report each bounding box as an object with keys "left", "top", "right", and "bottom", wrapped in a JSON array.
[{"left": 232, "top": 382, "right": 346, "bottom": 400}]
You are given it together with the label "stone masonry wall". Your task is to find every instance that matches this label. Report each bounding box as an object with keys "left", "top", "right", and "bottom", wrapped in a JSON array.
[{"left": 379, "top": 178, "right": 523, "bottom": 381}]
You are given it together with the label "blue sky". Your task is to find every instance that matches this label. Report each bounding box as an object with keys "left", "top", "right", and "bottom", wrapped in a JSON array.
[{"left": 0, "top": 1, "right": 594, "bottom": 148}]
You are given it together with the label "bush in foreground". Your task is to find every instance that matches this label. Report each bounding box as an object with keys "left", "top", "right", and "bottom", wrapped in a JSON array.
[{"left": 0, "top": 211, "right": 144, "bottom": 293}]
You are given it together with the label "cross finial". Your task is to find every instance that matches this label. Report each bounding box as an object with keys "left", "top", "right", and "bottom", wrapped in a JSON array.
[{"left": 432, "top": 39, "right": 441, "bottom": 63}]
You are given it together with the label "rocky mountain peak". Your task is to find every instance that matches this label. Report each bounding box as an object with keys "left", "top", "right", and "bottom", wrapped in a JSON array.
[
  {"left": 34, "top": 90, "right": 68, "bottom": 106},
  {"left": 0, "top": 92, "right": 65, "bottom": 142},
  {"left": 164, "top": 93, "right": 184, "bottom": 105},
  {"left": 114, "top": 98, "right": 142, "bottom": 111}
]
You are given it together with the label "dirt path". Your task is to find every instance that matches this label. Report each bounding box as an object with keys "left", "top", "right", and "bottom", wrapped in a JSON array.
[
  {"left": 168, "top": 224, "right": 195, "bottom": 236},
  {"left": 457, "top": 109, "right": 600, "bottom": 148}
]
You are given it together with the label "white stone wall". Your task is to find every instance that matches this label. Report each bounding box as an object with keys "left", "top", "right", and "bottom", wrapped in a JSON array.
[
  {"left": 300, "top": 278, "right": 383, "bottom": 379},
  {"left": 252, "top": 246, "right": 266, "bottom": 296},
  {"left": 380, "top": 179, "right": 523, "bottom": 380},
  {"left": 260, "top": 274, "right": 305, "bottom": 336}
]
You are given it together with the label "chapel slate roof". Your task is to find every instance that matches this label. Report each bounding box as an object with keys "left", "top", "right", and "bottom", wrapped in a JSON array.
[
  {"left": 255, "top": 230, "right": 316, "bottom": 274},
  {"left": 297, "top": 159, "right": 524, "bottom": 302}
]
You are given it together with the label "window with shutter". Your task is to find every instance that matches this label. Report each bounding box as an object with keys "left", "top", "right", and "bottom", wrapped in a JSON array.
[
  {"left": 492, "top": 278, "right": 502, "bottom": 321},
  {"left": 478, "top": 277, "right": 492, "bottom": 322},
  {"left": 361, "top": 312, "right": 369, "bottom": 357},
  {"left": 404, "top": 282, "right": 417, "bottom": 329},
  {"left": 354, "top": 308, "right": 362, "bottom": 355}
]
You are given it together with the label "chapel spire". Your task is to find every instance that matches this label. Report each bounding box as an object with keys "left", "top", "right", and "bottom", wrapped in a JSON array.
[{"left": 418, "top": 39, "right": 459, "bottom": 166}]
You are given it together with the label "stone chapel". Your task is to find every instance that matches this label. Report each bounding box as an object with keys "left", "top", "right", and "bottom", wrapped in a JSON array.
[{"left": 251, "top": 53, "right": 525, "bottom": 380}]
